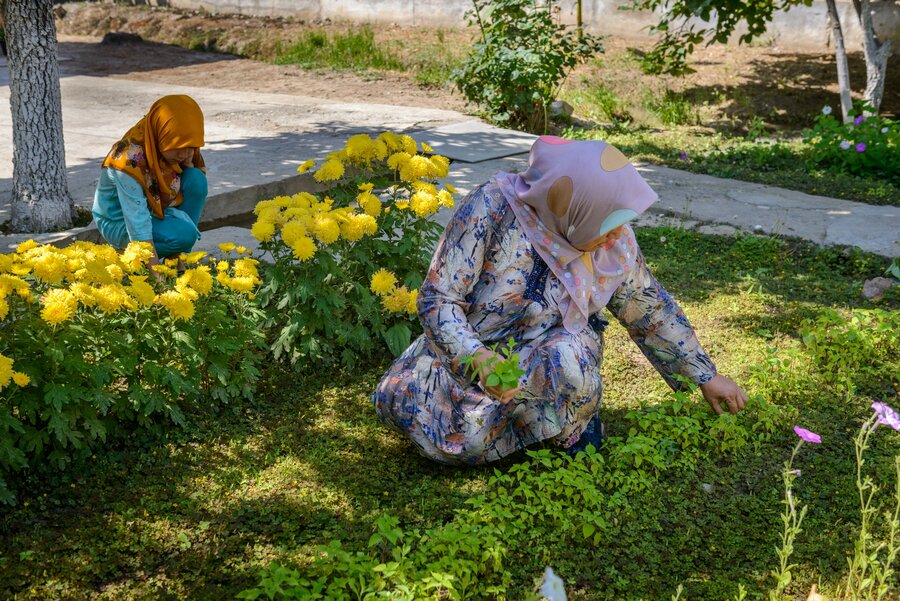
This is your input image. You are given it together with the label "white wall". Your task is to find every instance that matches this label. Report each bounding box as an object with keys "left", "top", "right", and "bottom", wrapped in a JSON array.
[{"left": 136, "top": 0, "right": 899, "bottom": 52}]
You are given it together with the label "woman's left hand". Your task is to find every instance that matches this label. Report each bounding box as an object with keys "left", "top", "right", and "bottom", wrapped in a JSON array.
[{"left": 699, "top": 374, "right": 748, "bottom": 415}]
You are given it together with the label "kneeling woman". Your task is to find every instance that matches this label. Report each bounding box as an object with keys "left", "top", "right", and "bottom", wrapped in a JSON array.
[
  {"left": 373, "top": 136, "right": 748, "bottom": 465},
  {"left": 93, "top": 95, "right": 208, "bottom": 263}
]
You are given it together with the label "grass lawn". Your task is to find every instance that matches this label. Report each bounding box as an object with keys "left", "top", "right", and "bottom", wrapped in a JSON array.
[{"left": 1, "top": 227, "right": 898, "bottom": 600}]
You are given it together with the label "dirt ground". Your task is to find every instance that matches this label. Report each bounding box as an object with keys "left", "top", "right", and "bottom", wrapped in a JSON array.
[{"left": 54, "top": 2, "right": 898, "bottom": 128}]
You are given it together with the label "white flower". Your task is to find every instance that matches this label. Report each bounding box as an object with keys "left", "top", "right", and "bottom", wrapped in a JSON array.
[
  {"left": 539, "top": 567, "right": 567, "bottom": 601},
  {"left": 882, "top": 127, "right": 889, "bottom": 134},
  {"left": 839, "top": 140, "right": 852, "bottom": 150},
  {"left": 660, "top": 236, "right": 667, "bottom": 243},
  {"left": 822, "top": 105, "right": 833, "bottom": 116}
]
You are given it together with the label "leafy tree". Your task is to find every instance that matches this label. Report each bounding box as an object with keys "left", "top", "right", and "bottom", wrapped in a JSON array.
[
  {"left": 1, "top": 0, "right": 74, "bottom": 232},
  {"left": 452, "top": 0, "right": 604, "bottom": 133},
  {"left": 628, "top": 0, "right": 895, "bottom": 121}
]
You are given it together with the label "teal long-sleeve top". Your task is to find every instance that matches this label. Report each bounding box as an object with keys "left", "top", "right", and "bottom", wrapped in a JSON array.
[{"left": 92, "top": 168, "right": 155, "bottom": 246}]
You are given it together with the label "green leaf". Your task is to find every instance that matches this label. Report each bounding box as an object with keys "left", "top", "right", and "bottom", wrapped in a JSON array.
[{"left": 383, "top": 324, "right": 412, "bottom": 357}]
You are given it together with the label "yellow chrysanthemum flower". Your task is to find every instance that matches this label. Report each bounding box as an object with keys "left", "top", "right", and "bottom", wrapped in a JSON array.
[
  {"left": 16, "top": 240, "right": 38, "bottom": 254},
  {"left": 12, "top": 372, "right": 30, "bottom": 387},
  {"left": 358, "top": 182, "right": 375, "bottom": 192},
  {"left": 31, "top": 253, "right": 69, "bottom": 285},
  {"left": 313, "top": 159, "right": 345, "bottom": 183},
  {"left": 121, "top": 241, "right": 154, "bottom": 272},
  {"left": 69, "top": 282, "right": 98, "bottom": 307},
  {"left": 296, "top": 159, "right": 315, "bottom": 174},
  {"left": 377, "top": 132, "right": 404, "bottom": 153},
  {"left": 387, "top": 152, "right": 411, "bottom": 171},
  {"left": 370, "top": 269, "right": 397, "bottom": 296},
  {"left": 127, "top": 276, "right": 156, "bottom": 307},
  {"left": 445, "top": 183, "right": 458, "bottom": 194},
  {"left": 357, "top": 191, "right": 382, "bottom": 217},
  {"left": 156, "top": 290, "right": 195, "bottom": 321},
  {"left": 290, "top": 236, "right": 317, "bottom": 262},
  {"left": 177, "top": 266, "right": 213, "bottom": 297},
  {"left": 41, "top": 301, "right": 77, "bottom": 326},
  {"left": 382, "top": 286, "right": 412, "bottom": 313},
  {"left": 93, "top": 284, "right": 129, "bottom": 314},
  {"left": 0, "top": 254, "right": 13, "bottom": 274},
  {"left": 400, "top": 135, "right": 418, "bottom": 155},
  {"left": 0, "top": 354, "right": 13, "bottom": 389},
  {"left": 251, "top": 220, "right": 276, "bottom": 242},
  {"left": 216, "top": 260, "right": 230, "bottom": 272},
  {"left": 182, "top": 251, "right": 207, "bottom": 265},
  {"left": 233, "top": 258, "right": 260, "bottom": 280},
  {"left": 421, "top": 142, "right": 434, "bottom": 153},
  {"left": 106, "top": 264, "right": 125, "bottom": 282},
  {"left": 394, "top": 200, "right": 410, "bottom": 210},
  {"left": 0, "top": 298, "right": 8, "bottom": 320},
  {"left": 218, "top": 242, "right": 236, "bottom": 253},
  {"left": 227, "top": 276, "right": 258, "bottom": 293},
  {"left": 406, "top": 288, "right": 419, "bottom": 314},
  {"left": 430, "top": 155, "right": 450, "bottom": 178},
  {"left": 281, "top": 220, "right": 308, "bottom": 247},
  {"left": 410, "top": 190, "right": 439, "bottom": 218},
  {"left": 400, "top": 155, "right": 438, "bottom": 182},
  {"left": 438, "top": 189, "right": 455, "bottom": 209},
  {"left": 0, "top": 274, "right": 29, "bottom": 298},
  {"left": 312, "top": 215, "right": 340, "bottom": 245},
  {"left": 152, "top": 264, "right": 177, "bottom": 278}
]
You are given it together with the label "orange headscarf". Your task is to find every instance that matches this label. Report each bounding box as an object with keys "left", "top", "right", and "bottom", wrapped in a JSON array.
[{"left": 102, "top": 95, "right": 206, "bottom": 219}]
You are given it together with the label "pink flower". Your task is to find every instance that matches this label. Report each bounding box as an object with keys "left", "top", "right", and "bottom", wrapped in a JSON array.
[
  {"left": 872, "top": 402, "right": 900, "bottom": 430},
  {"left": 794, "top": 426, "right": 822, "bottom": 444}
]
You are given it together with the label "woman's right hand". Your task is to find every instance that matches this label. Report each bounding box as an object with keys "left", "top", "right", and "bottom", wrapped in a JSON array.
[{"left": 471, "top": 347, "right": 520, "bottom": 403}]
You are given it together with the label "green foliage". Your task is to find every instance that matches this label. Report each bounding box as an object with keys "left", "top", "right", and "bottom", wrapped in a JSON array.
[
  {"left": 802, "top": 104, "right": 899, "bottom": 185},
  {"left": 460, "top": 337, "right": 526, "bottom": 392},
  {"left": 274, "top": 27, "right": 404, "bottom": 72},
  {"left": 566, "top": 125, "right": 900, "bottom": 206},
  {"left": 254, "top": 133, "right": 450, "bottom": 370},
  {"left": 799, "top": 308, "right": 900, "bottom": 396},
  {"left": 625, "top": 0, "right": 811, "bottom": 76},
  {"left": 451, "top": 0, "right": 604, "bottom": 133},
  {"left": 642, "top": 89, "right": 698, "bottom": 126}
]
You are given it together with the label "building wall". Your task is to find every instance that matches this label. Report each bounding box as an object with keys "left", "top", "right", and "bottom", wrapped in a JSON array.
[{"left": 138, "top": 0, "right": 899, "bottom": 52}]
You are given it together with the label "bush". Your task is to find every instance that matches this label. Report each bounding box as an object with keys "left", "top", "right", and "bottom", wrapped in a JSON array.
[
  {"left": 251, "top": 132, "right": 454, "bottom": 369},
  {"left": 451, "top": 0, "right": 604, "bottom": 133},
  {"left": 0, "top": 241, "right": 266, "bottom": 504},
  {"left": 803, "top": 103, "right": 899, "bottom": 185}
]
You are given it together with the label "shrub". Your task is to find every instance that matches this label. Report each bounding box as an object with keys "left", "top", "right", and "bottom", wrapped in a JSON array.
[
  {"left": 0, "top": 241, "right": 266, "bottom": 504},
  {"left": 251, "top": 132, "right": 454, "bottom": 369},
  {"left": 451, "top": 0, "right": 604, "bottom": 133},
  {"left": 803, "top": 103, "right": 899, "bottom": 185}
]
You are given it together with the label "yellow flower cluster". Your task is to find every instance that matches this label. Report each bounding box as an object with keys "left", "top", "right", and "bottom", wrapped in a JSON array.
[
  {"left": 290, "top": 131, "right": 456, "bottom": 221},
  {"left": 0, "top": 353, "right": 30, "bottom": 391},
  {"left": 0, "top": 239, "right": 257, "bottom": 327},
  {"left": 369, "top": 268, "right": 418, "bottom": 315},
  {"left": 251, "top": 192, "right": 378, "bottom": 261}
]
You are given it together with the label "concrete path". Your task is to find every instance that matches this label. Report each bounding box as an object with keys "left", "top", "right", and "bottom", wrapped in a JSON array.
[{"left": 1, "top": 52, "right": 898, "bottom": 257}]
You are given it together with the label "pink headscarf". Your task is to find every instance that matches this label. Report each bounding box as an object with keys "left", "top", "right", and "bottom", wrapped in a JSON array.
[{"left": 495, "top": 136, "right": 658, "bottom": 334}]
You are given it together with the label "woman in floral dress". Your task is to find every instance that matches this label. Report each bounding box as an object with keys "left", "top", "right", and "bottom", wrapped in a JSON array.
[{"left": 373, "top": 136, "right": 747, "bottom": 465}]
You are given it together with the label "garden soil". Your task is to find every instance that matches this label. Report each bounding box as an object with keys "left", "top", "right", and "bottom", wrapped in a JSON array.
[{"left": 55, "top": 2, "right": 898, "bottom": 127}]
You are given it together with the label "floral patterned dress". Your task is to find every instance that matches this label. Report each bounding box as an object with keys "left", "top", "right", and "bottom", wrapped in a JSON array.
[{"left": 372, "top": 180, "right": 716, "bottom": 465}]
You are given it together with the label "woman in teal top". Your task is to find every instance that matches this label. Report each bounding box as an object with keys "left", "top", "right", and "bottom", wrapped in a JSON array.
[{"left": 92, "top": 95, "right": 208, "bottom": 262}]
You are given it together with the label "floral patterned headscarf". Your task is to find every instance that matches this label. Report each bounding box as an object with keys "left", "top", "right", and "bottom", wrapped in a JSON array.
[
  {"left": 102, "top": 95, "right": 206, "bottom": 219},
  {"left": 496, "top": 136, "right": 657, "bottom": 334}
]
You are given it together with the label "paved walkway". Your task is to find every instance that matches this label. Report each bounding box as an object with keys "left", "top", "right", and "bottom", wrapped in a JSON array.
[{"left": 1, "top": 52, "right": 898, "bottom": 257}]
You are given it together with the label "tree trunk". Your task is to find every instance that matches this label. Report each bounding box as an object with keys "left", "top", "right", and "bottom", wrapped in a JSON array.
[
  {"left": 3, "top": 0, "right": 74, "bottom": 233},
  {"left": 855, "top": 0, "right": 891, "bottom": 115},
  {"left": 825, "top": 0, "right": 854, "bottom": 123}
]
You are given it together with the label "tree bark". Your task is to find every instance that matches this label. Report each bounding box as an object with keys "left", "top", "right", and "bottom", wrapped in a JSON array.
[
  {"left": 855, "top": 0, "right": 892, "bottom": 115},
  {"left": 3, "top": 0, "right": 74, "bottom": 233},
  {"left": 825, "top": 0, "right": 854, "bottom": 123}
]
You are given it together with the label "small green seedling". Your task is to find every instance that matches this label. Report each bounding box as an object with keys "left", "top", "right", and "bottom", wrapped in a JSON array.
[{"left": 461, "top": 337, "right": 526, "bottom": 393}]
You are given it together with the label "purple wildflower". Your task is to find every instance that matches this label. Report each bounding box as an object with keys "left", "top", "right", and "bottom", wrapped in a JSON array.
[
  {"left": 872, "top": 402, "right": 900, "bottom": 430},
  {"left": 856, "top": 142, "right": 867, "bottom": 153},
  {"left": 679, "top": 151, "right": 688, "bottom": 160},
  {"left": 794, "top": 426, "right": 822, "bottom": 444},
  {"left": 854, "top": 115, "right": 865, "bottom": 126}
]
